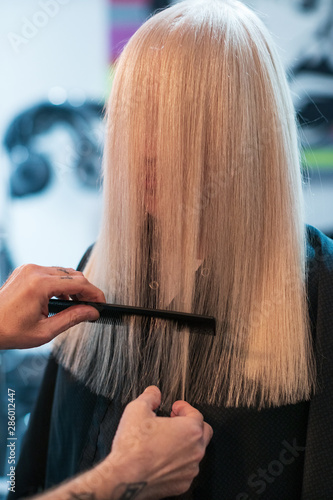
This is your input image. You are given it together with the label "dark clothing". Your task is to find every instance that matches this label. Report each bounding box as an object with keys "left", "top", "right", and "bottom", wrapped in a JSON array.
[{"left": 9, "top": 226, "right": 333, "bottom": 499}]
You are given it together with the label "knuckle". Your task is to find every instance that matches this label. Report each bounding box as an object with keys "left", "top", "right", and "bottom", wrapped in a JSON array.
[
  {"left": 193, "top": 447, "right": 205, "bottom": 464},
  {"left": 74, "top": 270, "right": 85, "bottom": 278},
  {"left": 189, "top": 424, "right": 204, "bottom": 441},
  {"left": 193, "top": 464, "right": 200, "bottom": 477},
  {"left": 22, "top": 263, "right": 38, "bottom": 275},
  {"left": 135, "top": 400, "right": 149, "bottom": 413},
  {"left": 26, "top": 270, "right": 42, "bottom": 290},
  {"left": 188, "top": 464, "right": 200, "bottom": 479},
  {"left": 74, "top": 274, "right": 88, "bottom": 287},
  {"left": 173, "top": 480, "right": 192, "bottom": 496}
]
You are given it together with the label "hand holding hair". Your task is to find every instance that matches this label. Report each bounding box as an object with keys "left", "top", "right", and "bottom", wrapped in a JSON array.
[
  {"left": 103, "top": 386, "right": 213, "bottom": 499},
  {"left": 0, "top": 264, "right": 105, "bottom": 349},
  {"left": 32, "top": 386, "right": 212, "bottom": 500}
]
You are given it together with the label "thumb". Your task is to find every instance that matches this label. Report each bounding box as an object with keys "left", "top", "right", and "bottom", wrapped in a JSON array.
[
  {"left": 46, "top": 305, "right": 100, "bottom": 339},
  {"left": 171, "top": 400, "right": 204, "bottom": 422},
  {"left": 136, "top": 386, "right": 161, "bottom": 412}
]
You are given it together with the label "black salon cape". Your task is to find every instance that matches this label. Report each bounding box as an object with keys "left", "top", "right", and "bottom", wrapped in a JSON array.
[{"left": 9, "top": 226, "right": 333, "bottom": 500}]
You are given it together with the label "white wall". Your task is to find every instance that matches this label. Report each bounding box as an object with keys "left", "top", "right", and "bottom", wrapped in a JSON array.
[{"left": 0, "top": 0, "right": 108, "bottom": 268}]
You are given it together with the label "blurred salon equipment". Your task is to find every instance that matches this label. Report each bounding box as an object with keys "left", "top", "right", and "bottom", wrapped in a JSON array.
[{"left": 4, "top": 102, "right": 103, "bottom": 199}]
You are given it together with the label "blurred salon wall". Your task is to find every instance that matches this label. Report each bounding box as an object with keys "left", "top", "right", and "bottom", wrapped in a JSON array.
[
  {"left": 246, "top": 0, "right": 333, "bottom": 237},
  {"left": 0, "top": 0, "right": 108, "bottom": 279}
]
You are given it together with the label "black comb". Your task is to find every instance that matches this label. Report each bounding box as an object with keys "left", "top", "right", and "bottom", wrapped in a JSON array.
[{"left": 48, "top": 299, "right": 216, "bottom": 335}]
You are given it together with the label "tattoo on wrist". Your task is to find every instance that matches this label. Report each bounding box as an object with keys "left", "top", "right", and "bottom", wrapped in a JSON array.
[
  {"left": 60, "top": 276, "right": 73, "bottom": 280},
  {"left": 67, "top": 483, "right": 147, "bottom": 500},
  {"left": 68, "top": 494, "right": 95, "bottom": 499},
  {"left": 113, "top": 482, "right": 147, "bottom": 500}
]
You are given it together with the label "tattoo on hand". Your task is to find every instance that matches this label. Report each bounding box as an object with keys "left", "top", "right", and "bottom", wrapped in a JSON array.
[
  {"left": 60, "top": 276, "right": 73, "bottom": 280},
  {"left": 58, "top": 268, "right": 70, "bottom": 274}
]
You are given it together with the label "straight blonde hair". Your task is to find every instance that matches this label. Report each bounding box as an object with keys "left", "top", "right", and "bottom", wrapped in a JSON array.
[{"left": 54, "top": 0, "right": 315, "bottom": 409}]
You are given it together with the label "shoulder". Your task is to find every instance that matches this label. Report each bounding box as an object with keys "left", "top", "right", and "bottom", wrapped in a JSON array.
[
  {"left": 306, "top": 226, "right": 333, "bottom": 328},
  {"left": 306, "top": 225, "right": 333, "bottom": 274}
]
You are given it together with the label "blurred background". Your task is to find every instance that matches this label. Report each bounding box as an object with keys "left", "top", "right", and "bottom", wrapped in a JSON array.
[{"left": 0, "top": 0, "right": 332, "bottom": 497}]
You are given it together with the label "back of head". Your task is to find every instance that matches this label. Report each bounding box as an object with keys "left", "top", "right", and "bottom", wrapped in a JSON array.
[{"left": 54, "top": 0, "right": 315, "bottom": 409}]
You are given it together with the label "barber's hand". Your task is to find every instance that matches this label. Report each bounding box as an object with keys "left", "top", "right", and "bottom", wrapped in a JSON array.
[
  {"left": 36, "top": 387, "right": 212, "bottom": 500},
  {"left": 0, "top": 264, "right": 105, "bottom": 349},
  {"left": 102, "top": 386, "right": 213, "bottom": 500}
]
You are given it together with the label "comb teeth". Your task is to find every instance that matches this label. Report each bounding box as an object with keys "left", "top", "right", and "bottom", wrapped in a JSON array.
[
  {"left": 92, "top": 313, "right": 123, "bottom": 326},
  {"left": 48, "top": 299, "right": 216, "bottom": 336}
]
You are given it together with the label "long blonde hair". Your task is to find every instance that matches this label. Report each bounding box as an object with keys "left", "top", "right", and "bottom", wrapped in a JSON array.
[{"left": 54, "top": 0, "right": 315, "bottom": 409}]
